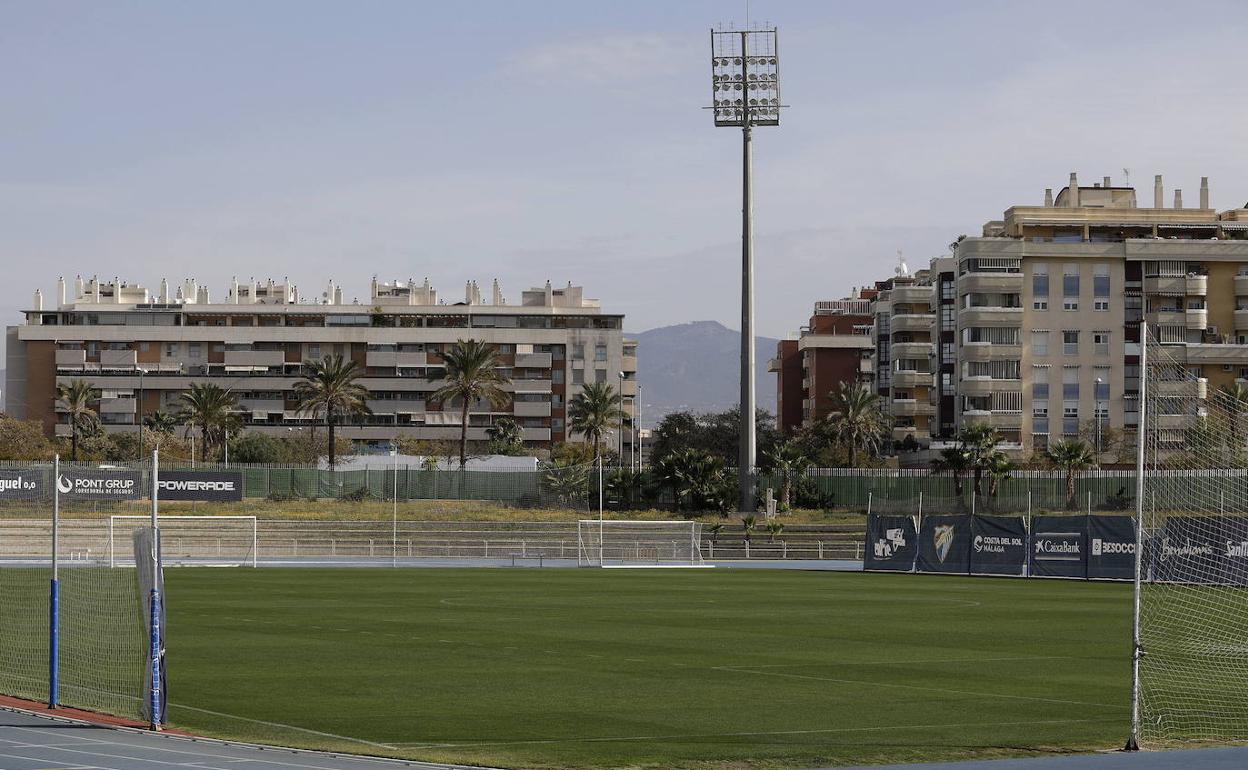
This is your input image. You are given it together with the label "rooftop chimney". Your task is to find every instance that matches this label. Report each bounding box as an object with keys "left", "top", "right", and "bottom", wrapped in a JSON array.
[
  {"left": 33, "top": 288, "right": 43, "bottom": 312},
  {"left": 56, "top": 276, "right": 66, "bottom": 306},
  {"left": 1174, "top": 189, "right": 1183, "bottom": 209},
  {"left": 1044, "top": 188, "right": 1053, "bottom": 206},
  {"left": 1068, "top": 172, "right": 1080, "bottom": 207},
  {"left": 1201, "top": 177, "right": 1210, "bottom": 209},
  {"left": 1154, "top": 175, "right": 1163, "bottom": 208},
  {"left": 159, "top": 277, "right": 168, "bottom": 303},
  {"left": 1103, "top": 176, "right": 1111, "bottom": 188}
]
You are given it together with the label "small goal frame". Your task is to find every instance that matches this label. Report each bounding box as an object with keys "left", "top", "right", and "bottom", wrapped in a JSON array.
[
  {"left": 577, "top": 519, "right": 710, "bottom": 568},
  {"left": 109, "top": 515, "right": 258, "bottom": 568}
]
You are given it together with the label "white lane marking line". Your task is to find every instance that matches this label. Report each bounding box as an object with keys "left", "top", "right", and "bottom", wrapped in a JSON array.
[
  {"left": 711, "top": 665, "right": 1126, "bottom": 710},
  {"left": 161, "top": 705, "right": 398, "bottom": 750},
  {"left": 0, "top": 750, "right": 101, "bottom": 769},
  {"left": 392, "top": 715, "right": 1122, "bottom": 749}
]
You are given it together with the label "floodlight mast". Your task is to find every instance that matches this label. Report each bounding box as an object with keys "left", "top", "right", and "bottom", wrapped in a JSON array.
[{"left": 709, "top": 27, "right": 781, "bottom": 514}]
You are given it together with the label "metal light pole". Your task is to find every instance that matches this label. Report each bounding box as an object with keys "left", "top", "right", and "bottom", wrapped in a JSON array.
[
  {"left": 390, "top": 441, "right": 398, "bottom": 568},
  {"left": 635, "top": 383, "right": 642, "bottom": 473},
  {"left": 1095, "top": 377, "right": 1104, "bottom": 455},
  {"left": 709, "top": 26, "right": 781, "bottom": 513},
  {"left": 137, "top": 367, "right": 146, "bottom": 459},
  {"left": 618, "top": 371, "right": 626, "bottom": 470}
]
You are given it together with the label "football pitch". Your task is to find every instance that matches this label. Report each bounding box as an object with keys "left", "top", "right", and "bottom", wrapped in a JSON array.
[{"left": 164, "top": 568, "right": 1132, "bottom": 770}]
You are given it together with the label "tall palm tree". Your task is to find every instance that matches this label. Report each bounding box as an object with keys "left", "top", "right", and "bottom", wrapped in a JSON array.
[
  {"left": 825, "top": 382, "right": 889, "bottom": 467},
  {"left": 294, "top": 353, "right": 371, "bottom": 469},
  {"left": 430, "top": 340, "right": 510, "bottom": 469},
  {"left": 56, "top": 379, "right": 100, "bottom": 461},
  {"left": 177, "top": 383, "right": 241, "bottom": 461},
  {"left": 1046, "top": 438, "right": 1096, "bottom": 510},
  {"left": 568, "top": 381, "right": 625, "bottom": 460}
]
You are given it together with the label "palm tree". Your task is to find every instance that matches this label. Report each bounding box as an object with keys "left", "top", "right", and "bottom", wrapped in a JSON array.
[
  {"left": 824, "top": 382, "right": 889, "bottom": 467},
  {"left": 56, "top": 379, "right": 100, "bottom": 461},
  {"left": 958, "top": 423, "right": 999, "bottom": 498},
  {"left": 176, "top": 383, "right": 241, "bottom": 461},
  {"left": 931, "top": 444, "right": 973, "bottom": 498},
  {"left": 294, "top": 353, "right": 371, "bottom": 469},
  {"left": 430, "top": 340, "right": 510, "bottom": 469},
  {"left": 568, "top": 381, "right": 626, "bottom": 461},
  {"left": 1046, "top": 438, "right": 1096, "bottom": 510},
  {"left": 141, "top": 411, "right": 179, "bottom": 449},
  {"left": 485, "top": 416, "right": 524, "bottom": 455},
  {"left": 760, "top": 439, "right": 811, "bottom": 512}
]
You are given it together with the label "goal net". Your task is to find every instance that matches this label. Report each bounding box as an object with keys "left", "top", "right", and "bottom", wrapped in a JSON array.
[
  {"left": 109, "top": 516, "right": 257, "bottom": 567},
  {"left": 577, "top": 520, "right": 706, "bottom": 567},
  {"left": 1135, "top": 327, "right": 1248, "bottom": 744}
]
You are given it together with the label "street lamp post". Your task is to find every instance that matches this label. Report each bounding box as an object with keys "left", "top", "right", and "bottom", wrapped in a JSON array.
[
  {"left": 709, "top": 25, "right": 782, "bottom": 513},
  {"left": 390, "top": 441, "right": 398, "bottom": 568},
  {"left": 618, "top": 372, "right": 626, "bottom": 470},
  {"left": 137, "top": 367, "right": 146, "bottom": 460},
  {"left": 636, "top": 383, "right": 643, "bottom": 473},
  {"left": 1095, "top": 377, "right": 1104, "bottom": 455}
]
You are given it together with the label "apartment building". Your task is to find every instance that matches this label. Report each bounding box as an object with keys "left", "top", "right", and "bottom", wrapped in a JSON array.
[
  {"left": 870, "top": 261, "right": 939, "bottom": 447},
  {"left": 770, "top": 292, "right": 875, "bottom": 434},
  {"left": 955, "top": 172, "right": 1248, "bottom": 458},
  {"left": 6, "top": 275, "right": 637, "bottom": 450}
]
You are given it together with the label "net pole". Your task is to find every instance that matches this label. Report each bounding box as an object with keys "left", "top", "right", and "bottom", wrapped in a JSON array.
[
  {"left": 1127, "top": 320, "right": 1146, "bottom": 752},
  {"left": 49, "top": 454, "right": 59, "bottom": 709},
  {"left": 149, "top": 448, "right": 162, "bottom": 732}
]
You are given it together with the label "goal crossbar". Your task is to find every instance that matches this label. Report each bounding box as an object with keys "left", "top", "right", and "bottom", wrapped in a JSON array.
[{"left": 109, "top": 516, "right": 258, "bottom": 567}]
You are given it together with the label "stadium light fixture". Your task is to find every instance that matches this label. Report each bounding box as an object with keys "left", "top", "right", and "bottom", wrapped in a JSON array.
[{"left": 708, "top": 25, "right": 783, "bottom": 513}]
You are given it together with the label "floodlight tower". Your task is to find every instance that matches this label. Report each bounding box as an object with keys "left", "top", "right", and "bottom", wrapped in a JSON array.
[{"left": 709, "top": 26, "right": 781, "bottom": 514}]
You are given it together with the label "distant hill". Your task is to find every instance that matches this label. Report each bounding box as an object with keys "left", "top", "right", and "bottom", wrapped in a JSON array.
[{"left": 630, "top": 321, "right": 778, "bottom": 420}]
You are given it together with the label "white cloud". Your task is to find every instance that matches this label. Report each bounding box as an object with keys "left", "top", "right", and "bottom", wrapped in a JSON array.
[{"left": 505, "top": 32, "right": 685, "bottom": 85}]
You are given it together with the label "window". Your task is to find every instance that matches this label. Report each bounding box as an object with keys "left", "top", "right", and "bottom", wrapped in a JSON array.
[
  {"left": 1094, "top": 376, "right": 1110, "bottom": 401},
  {"left": 552, "top": 369, "right": 564, "bottom": 384},
  {"left": 941, "top": 306, "right": 955, "bottom": 325},
  {"left": 1063, "top": 264, "right": 1079, "bottom": 297},
  {"left": 1063, "top": 330, "right": 1078, "bottom": 355},
  {"left": 1095, "top": 299, "right": 1109, "bottom": 311},
  {"left": 1032, "top": 264, "right": 1049, "bottom": 310},
  {"left": 941, "top": 342, "right": 955, "bottom": 363},
  {"left": 572, "top": 368, "right": 584, "bottom": 385},
  {"left": 1093, "top": 331, "right": 1110, "bottom": 356},
  {"left": 1063, "top": 367, "right": 1080, "bottom": 399},
  {"left": 594, "top": 368, "right": 606, "bottom": 384},
  {"left": 572, "top": 343, "right": 585, "bottom": 359},
  {"left": 1064, "top": 298, "right": 1079, "bottom": 311},
  {"left": 1032, "top": 366, "right": 1050, "bottom": 400},
  {"left": 1093, "top": 264, "right": 1110, "bottom": 299},
  {"left": 1125, "top": 294, "right": 1143, "bottom": 323},
  {"left": 941, "top": 280, "right": 955, "bottom": 300},
  {"left": 189, "top": 343, "right": 201, "bottom": 359},
  {"left": 164, "top": 343, "right": 177, "bottom": 356},
  {"left": 963, "top": 327, "right": 1019, "bottom": 344},
  {"left": 1032, "top": 330, "right": 1049, "bottom": 356},
  {"left": 594, "top": 344, "right": 607, "bottom": 361},
  {"left": 1033, "top": 416, "right": 1049, "bottom": 434}
]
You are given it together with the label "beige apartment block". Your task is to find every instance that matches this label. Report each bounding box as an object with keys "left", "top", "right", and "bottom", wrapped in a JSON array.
[
  {"left": 871, "top": 261, "right": 939, "bottom": 446},
  {"left": 6, "top": 275, "right": 637, "bottom": 451},
  {"left": 956, "top": 172, "right": 1248, "bottom": 459}
]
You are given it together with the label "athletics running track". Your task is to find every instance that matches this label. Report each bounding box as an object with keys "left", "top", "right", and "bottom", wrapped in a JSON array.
[{"left": 4, "top": 706, "right": 1248, "bottom": 770}]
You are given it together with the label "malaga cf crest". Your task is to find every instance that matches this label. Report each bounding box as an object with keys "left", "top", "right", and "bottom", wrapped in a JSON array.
[{"left": 933, "top": 525, "right": 955, "bottom": 563}]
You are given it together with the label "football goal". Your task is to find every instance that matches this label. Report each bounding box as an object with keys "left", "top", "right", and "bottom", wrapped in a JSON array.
[
  {"left": 109, "top": 516, "right": 258, "bottom": 567},
  {"left": 577, "top": 520, "right": 707, "bottom": 567}
]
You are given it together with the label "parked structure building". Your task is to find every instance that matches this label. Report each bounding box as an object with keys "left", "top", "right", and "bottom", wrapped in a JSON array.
[
  {"left": 769, "top": 291, "right": 875, "bottom": 434},
  {"left": 6, "top": 276, "right": 637, "bottom": 451}
]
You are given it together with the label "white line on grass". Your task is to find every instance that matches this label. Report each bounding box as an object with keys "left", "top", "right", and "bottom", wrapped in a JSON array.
[
  {"left": 164, "top": 703, "right": 398, "bottom": 750},
  {"left": 392, "top": 715, "right": 1123, "bottom": 749},
  {"left": 711, "top": 665, "right": 1127, "bottom": 710}
]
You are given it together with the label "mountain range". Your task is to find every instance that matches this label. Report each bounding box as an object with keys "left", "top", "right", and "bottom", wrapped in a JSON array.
[{"left": 630, "top": 321, "right": 778, "bottom": 420}]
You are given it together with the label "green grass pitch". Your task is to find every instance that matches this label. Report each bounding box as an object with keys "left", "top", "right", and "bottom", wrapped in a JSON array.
[{"left": 164, "top": 568, "right": 1132, "bottom": 770}]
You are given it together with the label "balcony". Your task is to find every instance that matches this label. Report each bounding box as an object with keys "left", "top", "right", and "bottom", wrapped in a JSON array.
[
  {"left": 1186, "top": 307, "right": 1208, "bottom": 330},
  {"left": 1144, "top": 275, "right": 1186, "bottom": 295},
  {"left": 224, "top": 350, "right": 285, "bottom": 367},
  {"left": 892, "top": 341, "right": 933, "bottom": 359},
  {"left": 1187, "top": 275, "right": 1208, "bottom": 295},
  {"left": 622, "top": 355, "right": 638, "bottom": 372},
  {"left": 859, "top": 358, "right": 874, "bottom": 374},
  {"left": 891, "top": 285, "right": 933, "bottom": 304},
  {"left": 521, "top": 427, "right": 553, "bottom": 442},
  {"left": 1148, "top": 310, "right": 1186, "bottom": 326},
  {"left": 893, "top": 369, "right": 931, "bottom": 388},
  {"left": 963, "top": 409, "right": 992, "bottom": 425},
  {"left": 55, "top": 349, "right": 86, "bottom": 367},
  {"left": 959, "top": 307, "right": 1023, "bottom": 326},
  {"left": 1157, "top": 414, "right": 1199, "bottom": 430},
  {"left": 959, "top": 273, "right": 1023, "bottom": 293},
  {"left": 892, "top": 425, "right": 929, "bottom": 442},
  {"left": 366, "top": 350, "right": 427, "bottom": 368},
  {"left": 239, "top": 398, "right": 285, "bottom": 413},
  {"left": 512, "top": 379, "right": 552, "bottom": 394},
  {"left": 100, "top": 349, "right": 136, "bottom": 368},
  {"left": 767, "top": 357, "right": 782, "bottom": 372},
  {"left": 1236, "top": 274, "right": 1248, "bottom": 296},
  {"left": 514, "top": 401, "right": 552, "bottom": 418},
  {"left": 892, "top": 399, "right": 934, "bottom": 417},
  {"left": 515, "top": 352, "right": 553, "bottom": 368},
  {"left": 99, "top": 397, "right": 136, "bottom": 414},
  {"left": 1154, "top": 379, "right": 1208, "bottom": 399},
  {"left": 959, "top": 378, "right": 1021, "bottom": 397},
  {"left": 621, "top": 379, "right": 637, "bottom": 397},
  {"left": 1184, "top": 343, "right": 1248, "bottom": 364},
  {"left": 890, "top": 313, "right": 934, "bottom": 333}
]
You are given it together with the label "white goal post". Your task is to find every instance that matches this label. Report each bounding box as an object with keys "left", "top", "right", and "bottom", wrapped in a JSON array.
[
  {"left": 577, "top": 520, "right": 707, "bottom": 567},
  {"left": 109, "top": 516, "right": 258, "bottom": 567}
]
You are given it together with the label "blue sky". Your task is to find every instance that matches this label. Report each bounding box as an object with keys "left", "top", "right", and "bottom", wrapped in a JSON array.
[{"left": 3, "top": 0, "right": 1246, "bottom": 342}]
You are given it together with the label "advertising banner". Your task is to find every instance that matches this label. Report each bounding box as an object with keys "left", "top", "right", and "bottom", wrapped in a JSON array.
[
  {"left": 1155, "top": 515, "right": 1248, "bottom": 586},
  {"left": 0, "top": 469, "right": 49, "bottom": 500},
  {"left": 970, "top": 515, "right": 1027, "bottom": 576},
  {"left": 916, "top": 514, "right": 971, "bottom": 575},
  {"left": 58, "top": 469, "right": 141, "bottom": 500},
  {"left": 156, "top": 471, "right": 244, "bottom": 502},
  {"left": 1087, "top": 515, "right": 1136, "bottom": 581},
  {"left": 864, "top": 514, "right": 917, "bottom": 572},
  {"left": 1030, "top": 516, "right": 1087, "bottom": 579}
]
